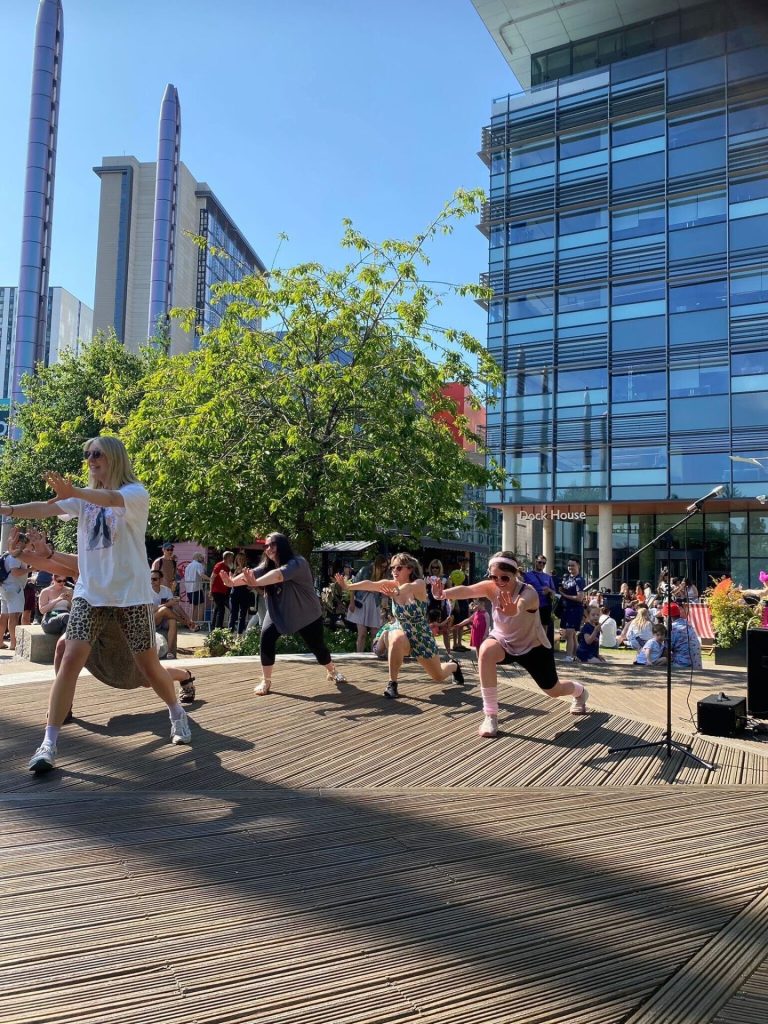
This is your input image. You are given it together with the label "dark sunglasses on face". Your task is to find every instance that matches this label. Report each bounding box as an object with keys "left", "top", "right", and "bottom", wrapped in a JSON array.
[
  {"left": 84, "top": 450, "right": 103, "bottom": 460},
  {"left": 489, "top": 572, "right": 514, "bottom": 582}
]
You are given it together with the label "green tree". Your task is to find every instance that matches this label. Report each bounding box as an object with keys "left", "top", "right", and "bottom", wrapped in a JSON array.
[
  {"left": 0, "top": 331, "right": 154, "bottom": 542},
  {"left": 118, "top": 192, "right": 505, "bottom": 555}
]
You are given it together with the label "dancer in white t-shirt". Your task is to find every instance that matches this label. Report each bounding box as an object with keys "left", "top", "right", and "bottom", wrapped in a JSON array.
[{"left": 0, "top": 436, "right": 193, "bottom": 774}]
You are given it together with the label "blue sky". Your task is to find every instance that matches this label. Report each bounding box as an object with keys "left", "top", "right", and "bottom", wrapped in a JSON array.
[{"left": 0, "top": 0, "right": 515, "bottom": 347}]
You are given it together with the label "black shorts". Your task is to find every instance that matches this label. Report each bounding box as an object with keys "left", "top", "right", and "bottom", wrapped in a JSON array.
[{"left": 499, "top": 643, "right": 558, "bottom": 690}]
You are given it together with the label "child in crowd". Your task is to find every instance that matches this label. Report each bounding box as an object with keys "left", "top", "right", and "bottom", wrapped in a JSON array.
[
  {"left": 428, "top": 603, "right": 454, "bottom": 647},
  {"left": 453, "top": 598, "right": 492, "bottom": 656},
  {"left": 634, "top": 623, "right": 667, "bottom": 666},
  {"left": 576, "top": 605, "right": 608, "bottom": 664}
]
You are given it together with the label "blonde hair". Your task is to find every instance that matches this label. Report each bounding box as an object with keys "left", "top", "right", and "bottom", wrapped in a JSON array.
[
  {"left": 83, "top": 436, "right": 139, "bottom": 490},
  {"left": 633, "top": 605, "right": 652, "bottom": 629},
  {"left": 391, "top": 552, "right": 423, "bottom": 580},
  {"left": 427, "top": 557, "right": 444, "bottom": 575}
]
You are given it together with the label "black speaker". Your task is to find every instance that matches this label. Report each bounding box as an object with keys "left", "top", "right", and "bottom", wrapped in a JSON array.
[
  {"left": 747, "top": 629, "right": 768, "bottom": 718},
  {"left": 697, "top": 694, "right": 747, "bottom": 737}
]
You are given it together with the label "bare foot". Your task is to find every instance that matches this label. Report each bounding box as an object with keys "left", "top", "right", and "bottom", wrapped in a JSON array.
[{"left": 254, "top": 679, "right": 271, "bottom": 696}]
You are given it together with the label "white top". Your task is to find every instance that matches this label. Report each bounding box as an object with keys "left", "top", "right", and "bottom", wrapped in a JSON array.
[
  {"left": 57, "top": 482, "right": 154, "bottom": 608},
  {"left": 0, "top": 554, "right": 24, "bottom": 591},
  {"left": 184, "top": 560, "right": 205, "bottom": 586},
  {"left": 598, "top": 614, "right": 618, "bottom": 648},
  {"left": 151, "top": 584, "right": 174, "bottom": 607}
]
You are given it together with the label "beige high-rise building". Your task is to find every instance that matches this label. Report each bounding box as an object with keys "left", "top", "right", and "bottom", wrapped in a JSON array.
[{"left": 92, "top": 155, "right": 263, "bottom": 354}]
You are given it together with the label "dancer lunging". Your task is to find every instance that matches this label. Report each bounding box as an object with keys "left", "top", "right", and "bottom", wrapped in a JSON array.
[
  {"left": 241, "top": 532, "right": 347, "bottom": 695},
  {"left": 336, "top": 553, "right": 464, "bottom": 699},
  {"left": 0, "top": 437, "right": 192, "bottom": 774},
  {"left": 436, "top": 550, "right": 588, "bottom": 738}
]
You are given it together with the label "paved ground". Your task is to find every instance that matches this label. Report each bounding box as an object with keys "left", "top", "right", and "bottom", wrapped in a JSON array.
[{"left": 2, "top": 651, "right": 767, "bottom": 1023}]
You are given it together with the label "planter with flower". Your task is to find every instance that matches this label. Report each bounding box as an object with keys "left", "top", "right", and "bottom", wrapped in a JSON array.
[{"left": 706, "top": 577, "right": 760, "bottom": 666}]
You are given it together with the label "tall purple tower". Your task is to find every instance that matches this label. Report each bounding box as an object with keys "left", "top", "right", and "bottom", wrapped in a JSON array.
[
  {"left": 147, "top": 83, "right": 181, "bottom": 339},
  {"left": 13, "top": 0, "right": 63, "bottom": 406}
]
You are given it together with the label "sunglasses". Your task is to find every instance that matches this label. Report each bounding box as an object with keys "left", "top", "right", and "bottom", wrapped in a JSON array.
[
  {"left": 489, "top": 573, "right": 513, "bottom": 582},
  {"left": 84, "top": 450, "right": 103, "bottom": 460},
  {"left": 391, "top": 565, "right": 408, "bottom": 572},
  {"left": 151, "top": 576, "right": 161, "bottom": 581}
]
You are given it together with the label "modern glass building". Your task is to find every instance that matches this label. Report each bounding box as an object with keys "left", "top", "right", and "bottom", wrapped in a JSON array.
[{"left": 475, "top": 0, "right": 768, "bottom": 590}]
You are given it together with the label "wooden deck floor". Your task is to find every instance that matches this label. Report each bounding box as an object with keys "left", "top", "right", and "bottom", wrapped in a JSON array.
[{"left": 2, "top": 655, "right": 768, "bottom": 1023}]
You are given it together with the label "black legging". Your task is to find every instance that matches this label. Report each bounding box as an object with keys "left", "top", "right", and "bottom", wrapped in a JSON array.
[
  {"left": 211, "top": 590, "right": 230, "bottom": 630},
  {"left": 260, "top": 616, "right": 331, "bottom": 667},
  {"left": 229, "top": 586, "right": 251, "bottom": 634}
]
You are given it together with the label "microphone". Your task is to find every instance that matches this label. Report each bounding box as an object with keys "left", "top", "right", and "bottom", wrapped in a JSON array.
[{"left": 685, "top": 484, "right": 725, "bottom": 512}]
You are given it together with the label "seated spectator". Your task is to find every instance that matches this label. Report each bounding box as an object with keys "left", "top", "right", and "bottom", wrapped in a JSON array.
[
  {"left": 598, "top": 611, "right": 618, "bottom": 649},
  {"left": 664, "top": 602, "right": 702, "bottom": 669},
  {"left": 634, "top": 624, "right": 667, "bottom": 666},
  {"left": 576, "top": 606, "right": 607, "bottom": 663},
  {"left": 617, "top": 604, "right": 653, "bottom": 650},
  {"left": 39, "top": 573, "right": 73, "bottom": 636},
  {"left": 151, "top": 569, "right": 198, "bottom": 659}
]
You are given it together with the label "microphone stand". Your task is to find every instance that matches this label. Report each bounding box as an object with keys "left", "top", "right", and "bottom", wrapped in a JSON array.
[{"left": 601, "top": 490, "right": 718, "bottom": 771}]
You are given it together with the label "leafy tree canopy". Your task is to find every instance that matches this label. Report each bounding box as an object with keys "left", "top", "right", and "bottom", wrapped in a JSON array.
[
  {"left": 0, "top": 331, "right": 155, "bottom": 545},
  {"left": 117, "top": 191, "right": 505, "bottom": 555}
]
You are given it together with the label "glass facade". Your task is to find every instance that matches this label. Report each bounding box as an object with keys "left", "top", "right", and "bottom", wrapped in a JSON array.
[
  {"left": 195, "top": 195, "right": 260, "bottom": 338},
  {"left": 481, "top": 1, "right": 768, "bottom": 588}
]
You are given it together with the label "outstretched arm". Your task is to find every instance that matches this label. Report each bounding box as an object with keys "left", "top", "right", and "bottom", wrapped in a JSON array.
[
  {"left": 0, "top": 500, "right": 64, "bottom": 520},
  {"left": 334, "top": 573, "right": 390, "bottom": 595},
  {"left": 438, "top": 580, "right": 495, "bottom": 602}
]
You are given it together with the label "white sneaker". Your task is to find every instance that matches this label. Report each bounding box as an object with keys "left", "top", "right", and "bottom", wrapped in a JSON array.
[
  {"left": 170, "top": 709, "right": 192, "bottom": 745},
  {"left": 478, "top": 714, "right": 498, "bottom": 739},
  {"left": 570, "top": 686, "right": 589, "bottom": 715},
  {"left": 28, "top": 741, "right": 57, "bottom": 774}
]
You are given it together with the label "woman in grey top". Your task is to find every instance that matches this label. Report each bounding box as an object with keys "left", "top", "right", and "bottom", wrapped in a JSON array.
[{"left": 241, "top": 532, "right": 347, "bottom": 695}]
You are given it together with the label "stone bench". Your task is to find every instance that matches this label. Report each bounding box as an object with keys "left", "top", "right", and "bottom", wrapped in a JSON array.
[{"left": 14, "top": 625, "right": 59, "bottom": 665}]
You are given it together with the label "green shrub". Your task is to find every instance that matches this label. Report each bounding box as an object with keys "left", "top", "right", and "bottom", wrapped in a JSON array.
[{"left": 202, "top": 624, "right": 359, "bottom": 658}]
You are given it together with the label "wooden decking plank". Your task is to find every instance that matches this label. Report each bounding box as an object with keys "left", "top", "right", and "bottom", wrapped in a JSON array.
[{"left": 2, "top": 660, "right": 768, "bottom": 1024}]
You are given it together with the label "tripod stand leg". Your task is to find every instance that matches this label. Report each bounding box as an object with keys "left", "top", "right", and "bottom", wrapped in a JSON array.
[{"left": 609, "top": 734, "right": 717, "bottom": 771}]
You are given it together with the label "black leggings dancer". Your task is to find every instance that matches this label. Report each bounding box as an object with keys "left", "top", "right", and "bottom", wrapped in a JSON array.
[{"left": 259, "top": 616, "right": 331, "bottom": 666}]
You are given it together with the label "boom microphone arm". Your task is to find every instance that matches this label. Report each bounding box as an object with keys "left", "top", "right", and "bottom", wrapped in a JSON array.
[{"left": 583, "top": 484, "right": 725, "bottom": 592}]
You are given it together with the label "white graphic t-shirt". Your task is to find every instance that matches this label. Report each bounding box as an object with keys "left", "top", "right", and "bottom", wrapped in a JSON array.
[{"left": 57, "top": 482, "right": 154, "bottom": 607}]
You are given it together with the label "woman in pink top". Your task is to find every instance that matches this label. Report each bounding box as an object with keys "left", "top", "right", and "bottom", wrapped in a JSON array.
[{"left": 436, "top": 550, "right": 589, "bottom": 738}]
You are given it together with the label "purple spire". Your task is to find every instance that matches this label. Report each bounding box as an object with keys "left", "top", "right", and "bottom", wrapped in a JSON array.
[
  {"left": 148, "top": 83, "right": 181, "bottom": 340},
  {"left": 13, "top": 0, "right": 63, "bottom": 406}
]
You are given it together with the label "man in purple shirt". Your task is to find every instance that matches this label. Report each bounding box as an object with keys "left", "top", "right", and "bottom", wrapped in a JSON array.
[{"left": 523, "top": 554, "right": 558, "bottom": 646}]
